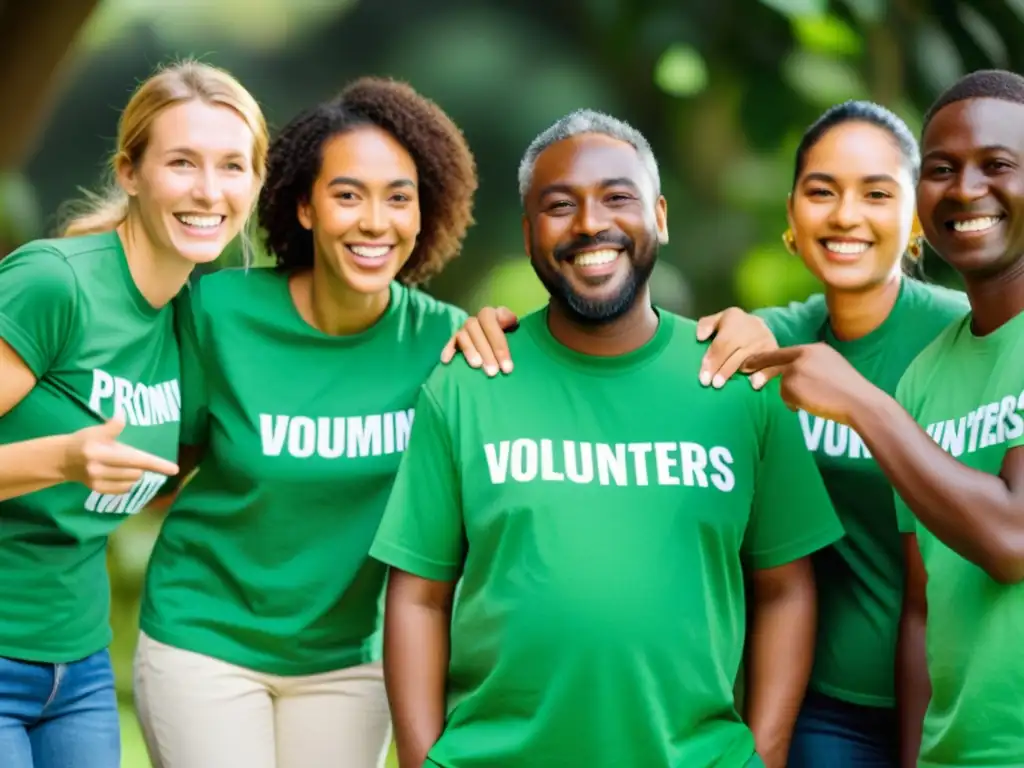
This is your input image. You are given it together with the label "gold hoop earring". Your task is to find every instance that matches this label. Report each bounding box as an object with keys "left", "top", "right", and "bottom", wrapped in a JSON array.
[
  {"left": 907, "top": 236, "right": 923, "bottom": 261},
  {"left": 782, "top": 229, "right": 797, "bottom": 255}
]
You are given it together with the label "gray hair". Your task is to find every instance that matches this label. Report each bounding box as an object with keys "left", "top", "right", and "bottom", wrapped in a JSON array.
[{"left": 517, "top": 109, "right": 661, "bottom": 203}]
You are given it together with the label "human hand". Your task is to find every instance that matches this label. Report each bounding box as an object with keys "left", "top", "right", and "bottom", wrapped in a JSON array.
[
  {"left": 440, "top": 306, "right": 520, "bottom": 377},
  {"left": 696, "top": 308, "right": 779, "bottom": 390},
  {"left": 62, "top": 416, "right": 179, "bottom": 493}
]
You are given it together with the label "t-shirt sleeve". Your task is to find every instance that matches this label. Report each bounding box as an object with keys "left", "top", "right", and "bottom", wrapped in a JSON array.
[
  {"left": 174, "top": 280, "right": 210, "bottom": 446},
  {"left": 752, "top": 294, "right": 826, "bottom": 347},
  {"left": 743, "top": 382, "right": 845, "bottom": 569},
  {"left": 0, "top": 247, "right": 80, "bottom": 377},
  {"left": 370, "top": 383, "right": 465, "bottom": 581},
  {"left": 892, "top": 368, "right": 919, "bottom": 533}
]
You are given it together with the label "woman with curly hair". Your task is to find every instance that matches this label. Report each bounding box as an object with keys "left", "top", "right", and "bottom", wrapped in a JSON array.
[{"left": 133, "top": 76, "right": 477, "bottom": 768}]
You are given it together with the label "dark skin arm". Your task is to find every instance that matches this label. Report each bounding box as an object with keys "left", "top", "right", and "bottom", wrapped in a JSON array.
[
  {"left": 744, "top": 557, "right": 817, "bottom": 768},
  {"left": 897, "top": 533, "right": 930, "bottom": 768},
  {"left": 745, "top": 344, "right": 1024, "bottom": 584},
  {"left": 853, "top": 395, "right": 1024, "bottom": 584},
  {"left": 384, "top": 568, "right": 457, "bottom": 768}
]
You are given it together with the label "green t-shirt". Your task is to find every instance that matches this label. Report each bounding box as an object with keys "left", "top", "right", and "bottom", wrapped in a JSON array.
[
  {"left": 139, "top": 267, "right": 467, "bottom": 676},
  {"left": 0, "top": 232, "right": 181, "bottom": 663},
  {"left": 371, "top": 308, "right": 843, "bottom": 768},
  {"left": 754, "top": 279, "right": 968, "bottom": 707},
  {"left": 895, "top": 309, "right": 1024, "bottom": 768}
]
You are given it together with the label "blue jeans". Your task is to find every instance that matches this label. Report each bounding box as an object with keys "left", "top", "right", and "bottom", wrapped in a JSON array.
[
  {"left": 788, "top": 690, "right": 897, "bottom": 768},
  {"left": 0, "top": 649, "right": 120, "bottom": 768}
]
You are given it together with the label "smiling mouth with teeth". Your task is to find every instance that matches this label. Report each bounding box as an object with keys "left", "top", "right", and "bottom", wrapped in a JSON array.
[
  {"left": 175, "top": 213, "right": 224, "bottom": 229},
  {"left": 347, "top": 244, "right": 393, "bottom": 260},
  {"left": 821, "top": 240, "right": 871, "bottom": 255},
  {"left": 571, "top": 248, "right": 621, "bottom": 267},
  {"left": 947, "top": 215, "right": 1005, "bottom": 233}
]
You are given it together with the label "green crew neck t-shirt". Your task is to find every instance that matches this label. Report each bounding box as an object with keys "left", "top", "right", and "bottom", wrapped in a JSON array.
[
  {"left": 371, "top": 308, "right": 844, "bottom": 768},
  {"left": 754, "top": 279, "right": 968, "bottom": 707},
  {"left": 0, "top": 232, "right": 181, "bottom": 663},
  {"left": 895, "top": 309, "right": 1024, "bottom": 768},
  {"left": 139, "top": 267, "right": 467, "bottom": 676}
]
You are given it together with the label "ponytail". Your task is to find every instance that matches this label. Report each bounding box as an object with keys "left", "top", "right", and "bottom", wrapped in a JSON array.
[{"left": 60, "top": 188, "right": 130, "bottom": 237}]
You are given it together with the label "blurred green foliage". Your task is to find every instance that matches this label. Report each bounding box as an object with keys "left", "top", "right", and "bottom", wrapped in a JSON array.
[{"left": 7, "top": 0, "right": 1024, "bottom": 764}]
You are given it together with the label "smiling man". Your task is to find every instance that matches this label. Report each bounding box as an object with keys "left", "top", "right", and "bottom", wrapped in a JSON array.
[
  {"left": 739, "top": 70, "right": 1024, "bottom": 768},
  {"left": 369, "top": 110, "right": 844, "bottom": 768}
]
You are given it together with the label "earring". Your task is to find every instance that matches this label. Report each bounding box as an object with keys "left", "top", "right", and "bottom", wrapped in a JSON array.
[
  {"left": 781, "top": 228, "right": 797, "bottom": 255},
  {"left": 907, "top": 236, "right": 923, "bottom": 261}
]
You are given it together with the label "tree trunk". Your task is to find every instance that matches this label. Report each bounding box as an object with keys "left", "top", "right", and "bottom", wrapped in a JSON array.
[{"left": 0, "top": 0, "right": 100, "bottom": 170}]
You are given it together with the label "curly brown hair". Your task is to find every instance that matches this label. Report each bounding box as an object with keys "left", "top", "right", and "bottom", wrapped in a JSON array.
[{"left": 257, "top": 77, "right": 477, "bottom": 285}]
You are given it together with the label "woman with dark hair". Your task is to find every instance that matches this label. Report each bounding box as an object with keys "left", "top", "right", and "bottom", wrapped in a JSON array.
[
  {"left": 743, "top": 69, "right": 1024, "bottom": 768},
  {"left": 720, "top": 99, "right": 968, "bottom": 768},
  {"left": 133, "top": 76, "right": 477, "bottom": 768}
]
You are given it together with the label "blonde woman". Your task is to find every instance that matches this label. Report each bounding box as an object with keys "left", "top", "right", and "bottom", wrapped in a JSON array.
[{"left": 0, "top": 60, "right": 267, "bottom": 767}]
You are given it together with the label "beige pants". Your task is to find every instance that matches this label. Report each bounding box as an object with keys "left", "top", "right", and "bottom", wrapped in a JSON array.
[{"left": 134, "top": 631, "right": 392, "bottom": 768}]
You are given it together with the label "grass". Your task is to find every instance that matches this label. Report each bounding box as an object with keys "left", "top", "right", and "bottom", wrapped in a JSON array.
[
  {"left": 119, "top": 706, "right": 400, "bottom": 767},
  {"left": 119, "top": 706, "right": 151, "bottom": 768}
]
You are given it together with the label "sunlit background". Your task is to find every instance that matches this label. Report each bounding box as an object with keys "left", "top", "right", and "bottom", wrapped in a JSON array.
[{"left": 5, "top": 0, "right": 1021, "bottom": 763}]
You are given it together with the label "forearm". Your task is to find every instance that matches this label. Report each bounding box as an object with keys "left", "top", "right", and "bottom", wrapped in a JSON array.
[
  {"left": 896, "top": 612, "right": 930, "bottom": 768},
  {"left": 852, "top": 391, "right": 1023, "bottom": 579},
  {"left": 0, "top": 435, "right": 69, "bottom": 501},
  {"left": 744, "top": 574, "right": 816, "bottom": 767},
  {"left": 385, "top": 600, "right": 451, "bottom": 767}
]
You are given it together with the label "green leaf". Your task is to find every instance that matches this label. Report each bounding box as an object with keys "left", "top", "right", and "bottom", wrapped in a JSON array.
[
  {"left": 782, "top": 51, "right": 868, "bottom": 106},
  {"left": 735, "top": 246, "right": 821, "bottom": 309},
  {"left": 719, "top": 154, "right": 792, "bottom": 208},
  {"left": 758, "top": 0, "right": 827, "bottom": 20},
  {"left": 81, "top": 0, "right": 358, "bottom": 51},
  {"left": 0, "top": 173, "right": 41, "bottom": 246},
  {"left": 839, "top": 0, "right": 885, "bottom": 24},
  {"left": 649, "top": 261, "right": 693, "bottom": 317},
  {"left": 957, "top": 5, "right": 1007, "bottom": 67},
  {"left": 792, "top": 14, "right": 862, "bottom": 57},
  {"left": 468, "top": 259, "right": 549, "bottom": 316},
  {"left": 914, "top": 22, "right": 963, "bottom": 92},
  {"left": 654, "top": 44, "right": 709, "bottom": 98}
]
